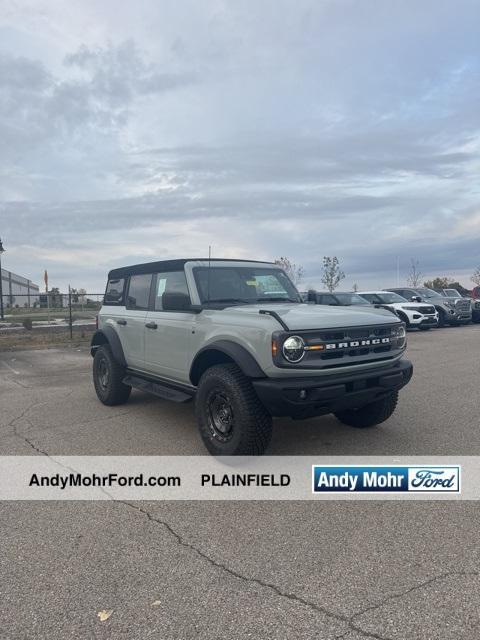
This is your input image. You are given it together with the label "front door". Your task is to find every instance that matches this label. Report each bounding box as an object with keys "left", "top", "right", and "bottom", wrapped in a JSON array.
[{"left": 144, "top": 270, "right": 193, "bottom": 382}]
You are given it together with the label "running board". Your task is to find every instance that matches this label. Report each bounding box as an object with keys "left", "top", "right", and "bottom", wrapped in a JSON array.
[{"left": 123, "top": 374, "right": 194, "bottom": 403}]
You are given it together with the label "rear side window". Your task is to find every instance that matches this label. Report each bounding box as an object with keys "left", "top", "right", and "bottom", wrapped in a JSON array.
[
  {"left": 104, "top": 278, "right": 125, "bottom": 305},
  {"left": 126, "top": 274, "right": 152, "bottom": 310},
  {"left": 154, "top": 271, "right": 190, "bottom": 311},
  {"left": 320, "top": 294, "right": 336, "bottom": 305}
]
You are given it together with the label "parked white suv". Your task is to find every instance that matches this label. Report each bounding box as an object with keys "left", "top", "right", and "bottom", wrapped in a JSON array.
[{"left": 357, "top": 291, "right": 438, "bottom": 330}]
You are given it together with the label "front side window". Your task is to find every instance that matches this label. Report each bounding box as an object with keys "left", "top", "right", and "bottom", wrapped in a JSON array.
[
  {"left": 416, "top": 288, "right": 441, "bottom": 299},
  {"left": 126, "top": 274, "right": 152, "bottom": 310},
  {"left": 154, "top": 271, "right": 190, "bottom": 311},
  {"left": 104, "top": 278, "right": 125, "bottom": 305},
  {"left": 193, "top": 267, "right": 300, "bottom": 304}
]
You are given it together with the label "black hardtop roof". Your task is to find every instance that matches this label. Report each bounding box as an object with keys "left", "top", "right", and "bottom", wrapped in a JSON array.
[{"left": 108, "top": 258, "right": 275, "bottom": 279}]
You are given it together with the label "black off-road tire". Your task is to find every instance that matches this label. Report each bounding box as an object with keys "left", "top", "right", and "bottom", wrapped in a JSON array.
[
  {"left": 195, "top": 363, "right": 272, "bottom": 455},
  {"left": 334, "top": 391, "right": 398, "bottom": 429},
  {"left": 437, "top": 309, "right": 446, "bottom": 327},
  {"left": 93, "top": 344, "right": 131, "bottom": 406}
]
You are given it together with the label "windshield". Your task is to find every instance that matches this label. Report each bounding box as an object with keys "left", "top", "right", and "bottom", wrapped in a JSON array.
[
  {"left": 444, "top": 289, "right": 461, "bottom": 298},
  {"left": 193, "top": 266, "right": 301, "bottom": 304},
  {"left": 416, "top": 288, "right": 442, "bottom": 299},
  {"left": 379, "top": 292, "right": 408, "bottom": 303},
  {"left": 334, "top": 293, "right": 369, "bottom": 305}
]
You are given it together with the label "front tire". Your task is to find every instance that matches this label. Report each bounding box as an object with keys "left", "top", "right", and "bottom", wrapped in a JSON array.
[
  {"left": 334, "top": 391, "right": 398, "bottom": 429},
  {"left": 195, "top": 363, "right": 272, "bottom": 455},
  {"left": 93, "top": 345, "right": 131, "bottom": 406}
]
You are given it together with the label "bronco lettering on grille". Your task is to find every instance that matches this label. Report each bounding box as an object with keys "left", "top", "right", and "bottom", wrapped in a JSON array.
[{"left": 324, "top": 337, "right": 391, "bottom": 350}]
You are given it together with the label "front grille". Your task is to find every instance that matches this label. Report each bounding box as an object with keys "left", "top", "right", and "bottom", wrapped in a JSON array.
[
  {"left": 475, "top": 301, "right": 480, "bottom": 309},
  {"left": 313, "top": 325, "right": 393, "bottom": 342},
  {"left": 454, "top": 300, "right": 471, "bottom": 312},
  {"left": 418, "top": 306, "right": 435, "bottom": 314},
  {"left": 303, "top": 324, "right": 399, "bottom": 364}
]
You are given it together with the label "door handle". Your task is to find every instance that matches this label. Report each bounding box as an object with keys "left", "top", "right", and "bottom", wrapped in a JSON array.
[
  {"left": 145, "top": 322, "right": 158, "bottom": 329},
  {"left": 116, "top": 319, "right": 127, "bottom": 325}
]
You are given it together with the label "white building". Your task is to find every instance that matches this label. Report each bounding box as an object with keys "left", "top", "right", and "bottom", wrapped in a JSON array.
[{"left": 0, "top": 268, "right": 40, "bottom": 308}]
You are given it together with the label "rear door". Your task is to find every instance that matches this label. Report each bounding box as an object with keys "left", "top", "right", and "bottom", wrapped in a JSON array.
[
  {"left": 144, "top": 270, "right": 193, "bottom": 382},
  {"left": 119, "top": 273, "right": 152, "bottom": 371}
]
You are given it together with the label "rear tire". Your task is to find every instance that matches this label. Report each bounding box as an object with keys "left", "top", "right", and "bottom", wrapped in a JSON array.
[
  {"left": 334, "top": 391, "right": 398, "bottom": 429},
  {"left": 195, "top": 363, "right": 272, "bottom": 455},
  {"left": 93, "top": 345, "right": 131, "bottom": 406}
]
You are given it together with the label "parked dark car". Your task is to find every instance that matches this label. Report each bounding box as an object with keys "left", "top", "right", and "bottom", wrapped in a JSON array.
[{"left": 307, "top": 291, "right": 372, "bottom": 306}]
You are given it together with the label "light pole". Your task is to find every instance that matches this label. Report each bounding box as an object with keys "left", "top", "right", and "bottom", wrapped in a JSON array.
[{"left": 0, "top": 238, "right": 5, "bottom": 320}]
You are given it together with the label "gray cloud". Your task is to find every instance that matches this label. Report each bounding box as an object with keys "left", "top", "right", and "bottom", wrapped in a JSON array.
[{"left": 1, "top": 1, "right": 480, "bottom": 290}]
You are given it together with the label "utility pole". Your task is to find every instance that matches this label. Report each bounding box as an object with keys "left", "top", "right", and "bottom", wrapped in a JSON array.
[{"left": 0, "top": 238, "right": 5, "bottom": 321}]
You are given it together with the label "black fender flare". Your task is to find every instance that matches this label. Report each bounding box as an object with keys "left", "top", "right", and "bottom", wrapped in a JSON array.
[
  {"left": 90, "top": 327, "right": 127, "bottom": 367},
  {"left": 189, "top": 340, "right": 265, "bottom": 386}
]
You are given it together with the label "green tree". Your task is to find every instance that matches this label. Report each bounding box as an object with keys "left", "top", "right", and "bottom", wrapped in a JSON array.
[{"left": 321, "top": 256, "right": 345, "bottom": 292}]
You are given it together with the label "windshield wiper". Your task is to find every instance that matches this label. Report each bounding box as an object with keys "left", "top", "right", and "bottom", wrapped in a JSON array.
[{"left": 204, "top": 298, "right": 252, "bottom": 305}]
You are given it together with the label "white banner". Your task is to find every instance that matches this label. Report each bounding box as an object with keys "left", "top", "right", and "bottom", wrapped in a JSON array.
[{"left": 0, "top": 456, "right": 478, "bottom": 500}]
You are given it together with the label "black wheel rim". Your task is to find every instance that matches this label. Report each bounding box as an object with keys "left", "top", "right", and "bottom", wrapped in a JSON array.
[
  {"left": 206, "top": 390, "right": 235, "bottom": 442},
  {"left": 96, "top": 355, "right": 109, "bottom": 391}
]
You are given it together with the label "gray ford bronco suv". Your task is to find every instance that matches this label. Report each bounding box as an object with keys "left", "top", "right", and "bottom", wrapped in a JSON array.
[{"left": 91, "top": 259, "right": 413, "bottom": 455}]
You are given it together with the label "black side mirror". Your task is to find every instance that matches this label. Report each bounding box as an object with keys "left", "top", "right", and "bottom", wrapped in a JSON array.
[
  {"left": 162, "top": 292, "right": 199, "bottom": 312},
  {"left": 411, "top": 296, "right": 421, "bottom": 303}
]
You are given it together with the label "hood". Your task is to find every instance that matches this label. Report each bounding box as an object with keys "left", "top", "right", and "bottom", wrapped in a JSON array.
[
  {"left": 224, "top": 303, "right": 398, "bottom": 330},
  {"left": 389, "top": 302, "right": 434, "bottom": 310}
]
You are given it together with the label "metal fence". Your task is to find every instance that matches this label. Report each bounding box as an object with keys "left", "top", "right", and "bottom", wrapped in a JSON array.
[{"left": 0, "top": 292, "right": 104, "bottom": 339}]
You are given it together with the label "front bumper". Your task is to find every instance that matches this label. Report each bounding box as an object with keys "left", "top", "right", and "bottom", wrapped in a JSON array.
[
  {"left": 450, "top": 313, "right": 471, "bottom": 324},
  {"left": 410, "top": 316, "right": 438, "bottom": 327},
  {"left": 253, "top": 359, "right": 413, "bottom": 419}
]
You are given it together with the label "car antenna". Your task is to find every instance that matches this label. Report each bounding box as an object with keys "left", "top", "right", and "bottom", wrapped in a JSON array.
[{"left": 207, "top": 245, "right": 212, "bottom": 305}]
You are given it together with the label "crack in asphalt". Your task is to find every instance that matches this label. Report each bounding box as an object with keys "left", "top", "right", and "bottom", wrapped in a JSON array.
[
  {"left": 117, "top": 501, "right": 478, "bottom": 640},
  {"left": 4, "top": 392, "right": 479, "bottom": 639}
]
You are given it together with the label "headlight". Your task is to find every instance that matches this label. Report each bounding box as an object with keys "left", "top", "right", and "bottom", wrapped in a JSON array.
[
  {"left": 282, "top": 335, "right": 305, "bottom": 362},
  {"left": 391, "top": 324, "right": 406, "bottom": 348}
]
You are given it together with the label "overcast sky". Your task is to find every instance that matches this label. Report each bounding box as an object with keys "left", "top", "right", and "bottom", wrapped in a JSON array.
[{"left": 1, "top": 0, "right": 479, "bottom": 292}]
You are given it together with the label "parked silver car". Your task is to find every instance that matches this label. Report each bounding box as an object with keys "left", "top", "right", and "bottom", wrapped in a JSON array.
[{"left": 91, "top": 259, "right": 413, "bottom": 455}]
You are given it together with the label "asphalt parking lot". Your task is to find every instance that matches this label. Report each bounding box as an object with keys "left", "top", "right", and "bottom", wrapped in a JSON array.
[{"left": 1, "top": 325, "right": 480, "bottom": 639}]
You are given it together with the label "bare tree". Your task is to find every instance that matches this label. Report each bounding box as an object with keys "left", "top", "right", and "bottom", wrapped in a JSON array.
[
  {"left": 352, "top": 282, "right": 358, "bottom": 292},
  {"left": 274, "top": 256, "right": 305, "bottom": 284},
  {"left": 471, "top": 266, "right": 480, "bottom": 287},
  {"left": 406, "top": 259, "right": 423, "bottom": 287},
  {"left": 321, "top": 256, "right": 345, "bottom": 292}
]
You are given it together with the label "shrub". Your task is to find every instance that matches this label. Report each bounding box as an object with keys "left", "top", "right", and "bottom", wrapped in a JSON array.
[{"left": 23, "top": 318, "right": 33, "bottom": 331}]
